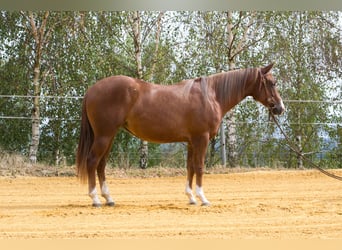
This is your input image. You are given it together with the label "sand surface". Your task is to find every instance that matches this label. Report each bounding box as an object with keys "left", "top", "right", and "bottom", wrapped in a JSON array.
[{"left": 0, "top": 170, "right": 341, "bottom": 239}]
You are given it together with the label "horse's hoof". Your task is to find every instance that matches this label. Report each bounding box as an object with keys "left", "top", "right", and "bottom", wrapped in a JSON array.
[
  {"left": 201, "top": 201, "right": 210, "bottom": 206},
  {"left": 189, "top": 201, "right": 197, "bottom": 205},
  {"left": 106, "top": 202, "right": 115, "bottom": 207},
  {"left": 92, "top": 203, "right": 102, "bottom": 208}
]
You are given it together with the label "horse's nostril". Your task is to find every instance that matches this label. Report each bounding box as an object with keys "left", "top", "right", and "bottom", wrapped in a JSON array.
[
  {"left": 270, "top": 101, "right": 285, "bottom": 115},
  {"left": 272, "top": 106, "right": 281, "bottom": 115}
]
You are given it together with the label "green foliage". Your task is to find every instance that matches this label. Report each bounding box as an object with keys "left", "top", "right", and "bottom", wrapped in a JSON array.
[
  {"left": 267, "top": 12, "right": 341, "bottom": 168},
  {"left": 0, "top": 11, "right": 340, "bottom": 169}
]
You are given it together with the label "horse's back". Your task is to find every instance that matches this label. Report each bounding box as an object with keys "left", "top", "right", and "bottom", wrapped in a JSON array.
[
  {"left": 88, "top": 75, "right": 137, "bottom": 93},
  {"left": 84, "top": 75, "right": 221, "bottom": 143}
]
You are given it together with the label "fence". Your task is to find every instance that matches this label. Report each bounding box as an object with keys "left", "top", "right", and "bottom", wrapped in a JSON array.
[{"left": 0, "top": 95, "right": 341, "bottom": 168}]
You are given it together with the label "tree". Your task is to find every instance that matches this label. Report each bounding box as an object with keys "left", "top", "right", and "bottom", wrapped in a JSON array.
[
  {"left": 181, "top": 11, "right": 270, "bottom": 167},
  {"left": 269, "top": 11, "right": 342, "bottom": 168},
  {"left": 0, "top": 11, "right": 106, "bottom": 164},
  {"left": 0, "top": 12, "right": 30, "bottom": 154},
  {"left": 127, "top": 11, "right": 164, "bottom": 169},
  {"left": 25, "top": 11, "right": 51, "bottom": 163},
  {"left": 0, "top": 11, "right": 340, "bottom": 169},
  {"left": 0, "top": 11, "right": 56, "bottom": 161},
  {"left": 80, "top": 11, "right": 177, "bottom": 168}
]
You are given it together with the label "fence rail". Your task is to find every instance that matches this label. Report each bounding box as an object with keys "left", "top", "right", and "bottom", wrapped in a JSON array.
[
  {"left": 1, "top": 94, "right": 342, "bottom": 103},
  {"left": 0, "top": 115, "right": 341, "bottom": 126},
  {"left": 1, "top": 94, "right": 340, "bottom": 168},
  {"left": 1, "top": 95, "right": 341, "bottom": 125}
]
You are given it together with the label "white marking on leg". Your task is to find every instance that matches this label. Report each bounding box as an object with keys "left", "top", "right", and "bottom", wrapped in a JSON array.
[
  {"left": 89, "top": 187, "right": 101, "bottom": 206},
  {"left": 101, "top": 181, "right": 115, "bottom": 205},
  {"left": 196, "top": 185, "right": 210, "bottom": 206},
  {"left": 185, "top": 181, "right": 197, "bottom": 205}
]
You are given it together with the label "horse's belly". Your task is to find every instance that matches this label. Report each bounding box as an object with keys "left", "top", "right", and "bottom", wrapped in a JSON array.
[{"left": 124, "top": 116, "right": 188, "bottom": 143}]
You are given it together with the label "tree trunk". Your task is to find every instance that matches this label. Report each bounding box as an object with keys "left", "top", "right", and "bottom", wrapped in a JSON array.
[
  {"left": 226, "top": 60, "right": 238, "bottom": 167},
  {"left": 226, "top": 110, "right": 237, "bottom": 167},
  {"left": 29, "top": 62, "right": 41, "bottom": 164},
  {"left": 130, "top": 11, "right": 164, "bottom": 169},
  {"left": 206, "top": 137, "right": 217, "bottom": 168},
  {"left": 218, "top": 60, "right": 226, "bottom": 166},
  {"left": 131, "top": 11, "right": 143, "bottom": 79},
  {"left": 28, "top": 11, "right": 49, "bottom": 164},
  {"left": 147, "top": 12, "right": 164, "bottom": 82},
  {"left": 139, "top": 140, "right": 148, "bottom": 169},
  {"left": 219, "top": 122, "right": 227, "bottom": 166},
  {"left": 130, "top": 11, "right": 148, "bottom": 169},
  {"left": 296, "top": 135, "right": 304, "bottom": 169}
]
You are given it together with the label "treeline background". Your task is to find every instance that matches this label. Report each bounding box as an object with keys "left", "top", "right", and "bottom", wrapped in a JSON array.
[{"left": 0, "top": 11, "right": 341, "bottom": 169}]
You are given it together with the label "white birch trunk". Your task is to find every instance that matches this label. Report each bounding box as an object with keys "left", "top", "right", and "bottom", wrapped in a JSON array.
[
  {"left": 29, "top": 64, "right": 41, "bottom": 164},
  {"left": 130, "top": 11, "right": 147, "bottom": 169},
  {"left": 225, "top": 11, "right": 238, "bottom": 167},
  {"left": 28, "top": 11, "right": 49, "bottom": 163},
  {"left": 219, "top": 121, "right": 227, "bottom": 166}
]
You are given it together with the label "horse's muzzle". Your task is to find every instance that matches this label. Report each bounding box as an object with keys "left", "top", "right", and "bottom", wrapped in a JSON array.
[{"left": 271, "top": 101, "right": 285, "bottom": 115}]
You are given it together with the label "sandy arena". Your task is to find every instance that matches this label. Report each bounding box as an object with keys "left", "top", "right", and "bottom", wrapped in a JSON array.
[{"left": 0, "top": 169, "right": 341, "bottom": 239}]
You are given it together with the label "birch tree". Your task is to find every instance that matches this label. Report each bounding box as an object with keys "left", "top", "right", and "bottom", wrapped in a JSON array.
[
  {"left": 128, "top": 11, "right": 164, "bottom": 169},
  {"left": 24, "top": 11, "right": 52, "bottom": 163},
  {"left": 270, "top": 11, "right": 342, "bottom": 168},
  {"left": 23, "top": 12, "right": 76, "bottom": 164},
  {"left": 1, "top": 11, "right": 340, "bottom": 168},
  {"left": 184, "top": 11, "right": 267, "bottom": 167},
  {"left": 0, "top": 12, "right": 31, "bottom": 153},
  {"left": 129, "top": 11, "right": 148, "bottom": 169},
  {"left": 2, "top": 11, "right": 81, "bottom": 164},
  {"left": 224, "top": 11, "right": 270, "bottom": 167}
]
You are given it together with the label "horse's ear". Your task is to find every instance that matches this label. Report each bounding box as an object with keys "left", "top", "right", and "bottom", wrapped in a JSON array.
[{"left": 261, "top": 63, "right": 274, "bottom": 74}]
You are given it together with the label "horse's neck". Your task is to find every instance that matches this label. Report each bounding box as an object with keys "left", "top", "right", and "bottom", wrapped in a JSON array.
[{"left": 211, "top": 69, "right": 255, "bottom": 116}]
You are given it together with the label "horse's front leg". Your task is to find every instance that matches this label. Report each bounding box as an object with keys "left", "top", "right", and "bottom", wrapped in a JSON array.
[
  {"left": 192, "top": 135, "right": 210, "bottom": 206},
  {"left": 185, "top": 144, "right": 197, "bottom": 205},
  {"left": 195, "top": 183, "right": 210, "bottom": 206}
]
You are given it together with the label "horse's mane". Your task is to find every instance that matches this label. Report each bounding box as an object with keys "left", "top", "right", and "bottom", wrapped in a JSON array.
[
  {"left": 181, "top": 68, "right": 258, "bottom": 105},
  {"left": 206, "top": 68, "right": 258, "bottom": 106}
]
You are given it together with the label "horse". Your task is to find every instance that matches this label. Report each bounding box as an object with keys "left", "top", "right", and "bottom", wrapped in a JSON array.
[{"left": 76, "top": 63, "right": 285, "bottom": 207}]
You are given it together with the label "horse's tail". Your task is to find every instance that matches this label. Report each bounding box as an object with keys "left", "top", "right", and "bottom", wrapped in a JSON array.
[{"left": 76, "top": 95, "right": 93, "bottom": 184}]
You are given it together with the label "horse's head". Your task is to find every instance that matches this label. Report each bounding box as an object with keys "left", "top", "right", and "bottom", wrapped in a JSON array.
[{"left": 253, "top": 63, "right": 285, "bottom": 115}]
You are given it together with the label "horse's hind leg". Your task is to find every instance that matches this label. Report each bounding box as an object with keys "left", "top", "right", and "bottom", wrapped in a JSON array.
[
  {"left": 87, "top": 136, "right": 114, "bottom": 207},
  {"left": 97, "top": 144, "right": 115, "bottom": 206}
]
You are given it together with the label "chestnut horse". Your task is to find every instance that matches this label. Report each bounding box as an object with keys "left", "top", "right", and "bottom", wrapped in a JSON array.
[{"left": 76, "top": 63, "right": 285, "bottom": 207}]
